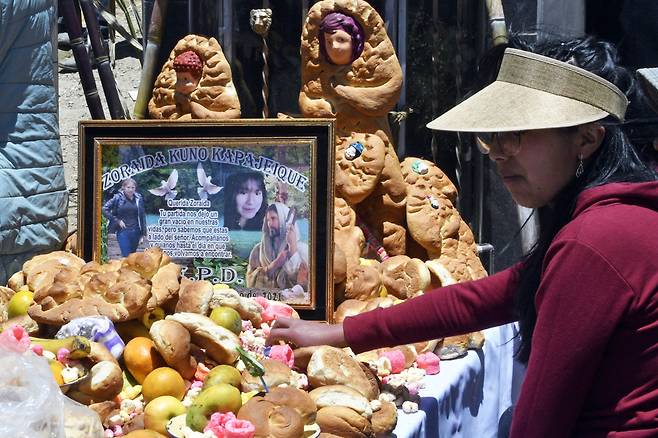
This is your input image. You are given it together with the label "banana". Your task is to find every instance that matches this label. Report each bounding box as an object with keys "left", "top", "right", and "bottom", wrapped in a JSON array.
[
  {"left": 119, "top": 371, "right": 142, "bottom": 400},
  {"left": 29, "top": 336, "right": 92, "bottom": 360}
]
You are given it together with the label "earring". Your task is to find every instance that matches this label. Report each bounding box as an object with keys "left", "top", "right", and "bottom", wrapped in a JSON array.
[{"left": 576, "top": 155, "right": 584, "bottom": 178}]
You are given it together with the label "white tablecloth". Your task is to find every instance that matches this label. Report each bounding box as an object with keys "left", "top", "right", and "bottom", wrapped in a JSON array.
[{"left": 392, "top": 323, "right": 524, "bottom": 438}]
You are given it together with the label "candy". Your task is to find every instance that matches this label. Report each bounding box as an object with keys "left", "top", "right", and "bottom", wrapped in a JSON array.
[
  {"left": 0, "top": 324, "right": 30, "bottom": 353},
  {"left": 57, "top": 348, "right": 71, "bottom": 364},
  {"left": 379, "top": 350, "right": 406, "bottom": 374},
  {"left": 416, "top": 352, "right": 440, "bottom": 375},
  {"left": 30, "top": 343, "right": 43, "bottom": 356},
  {"left": 267, "top": 344, "right": 294, "bottom": 368},
  {"left": 225, "top": 419, "right": 256, "bottom": 438},
  {"left": 261, "top": 302, "right": 294, "bottom": 324}
]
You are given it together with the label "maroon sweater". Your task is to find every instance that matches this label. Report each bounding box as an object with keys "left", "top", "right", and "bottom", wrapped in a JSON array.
[{"left": 344, "top": 182, "right": 658, "bottom": 437}]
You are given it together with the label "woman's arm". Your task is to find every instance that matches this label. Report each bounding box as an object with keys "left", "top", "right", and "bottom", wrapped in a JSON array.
[
  {"left": 268, "top": 264, "right": 520, "bottom": 350},
  {"left": 344, "top": 264, "right": 521, "bottom": 353},
  {"left": 101, "top": 194, "right": 119, "bottom": 222}
]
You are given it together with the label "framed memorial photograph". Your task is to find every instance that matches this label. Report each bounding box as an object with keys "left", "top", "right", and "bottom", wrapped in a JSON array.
[{"left": 78, "top": 119, "right": 335, "bottom": 321}]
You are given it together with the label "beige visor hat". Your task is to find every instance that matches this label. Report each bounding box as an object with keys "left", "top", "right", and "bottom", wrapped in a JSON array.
[{"left": 427, "top": 48, "right": 628, "bottom": 132}]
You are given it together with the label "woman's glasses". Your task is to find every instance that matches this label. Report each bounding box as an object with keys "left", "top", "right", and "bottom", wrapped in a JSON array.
[{"left": 475, "top": 131, "right": 523, "bottom": 156}]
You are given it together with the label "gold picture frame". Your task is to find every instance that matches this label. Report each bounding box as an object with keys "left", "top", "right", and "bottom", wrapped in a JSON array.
[{"left": 78, "top": 119, "right": 335, "bottom": 321}]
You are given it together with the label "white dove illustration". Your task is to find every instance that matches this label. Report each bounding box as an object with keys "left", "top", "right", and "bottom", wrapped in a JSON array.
[
  {"left": 148, "top": 169, "right": 178, "bottom": 200},
  {"left": 197, "top": 163, "right": 222, "bottom": 200}
]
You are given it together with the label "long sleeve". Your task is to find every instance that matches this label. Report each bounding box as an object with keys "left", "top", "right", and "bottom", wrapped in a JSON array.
[
  {"left": 102, "top": 194, "right": 119, "bottom": 222},
  {"left": 509, "top": 239, "right": 634, "bottom": 437},
  {"left": 343, "top": 263, "right": 522, "bottom": 353}
]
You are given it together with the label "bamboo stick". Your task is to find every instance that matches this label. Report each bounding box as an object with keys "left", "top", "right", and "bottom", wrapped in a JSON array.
[
  {"left": 133, "top": 0, "right": 169, "bottom": 119},
  {"left": 80, "top": 0, "right": 126, "bottom": 119},
  {"left": 485, "top": 0, "right": 508, "bottom": 46},
  {"left": 60, "top": 0, "right": 106, "bottom": 120}
]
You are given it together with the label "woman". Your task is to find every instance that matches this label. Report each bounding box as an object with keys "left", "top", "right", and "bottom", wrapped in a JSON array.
[
  {"left": 102, "top": 178, "right": 147, "bottom": 257},
  {"left": 269, "top": 36, "right": 658, "bottom": 436},
  {"left": 223, "top": 172, "right": 267, "bottom": 231}
]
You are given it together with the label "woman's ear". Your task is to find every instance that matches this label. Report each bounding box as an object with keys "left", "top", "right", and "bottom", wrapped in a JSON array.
[{"left": 577, "top": 123, "right": 606, "bottom": 159}]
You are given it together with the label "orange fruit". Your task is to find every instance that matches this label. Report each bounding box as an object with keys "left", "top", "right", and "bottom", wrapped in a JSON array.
[
  {"left": 123, "top": 337, "right": 165, "bottom": 384},
  {"left": 142, "top": 367, "right": 186, "bottom": 402}
]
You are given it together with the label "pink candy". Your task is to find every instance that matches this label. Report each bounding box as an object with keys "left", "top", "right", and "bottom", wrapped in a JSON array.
[
  {"left": 416, "top": 352, "right": 440, "bottom": 375},
  {"left": 379, "top": 350, "right": 406, "bottom": 374},
  {"left": 225, "top": 419, "right": 256, "bottom": 438},
  {"left": 252, "top": 296, "right": 269, "bottom": 310},
  {"left": 261, "top": 301, "right": 294, "bottom": 324},
  {"left": 57, "top": 347, "right": 71, "bottom": 364},
  {"left": 0, "top": 324, "right": 30, "bottom": 353},
  {"left": 205, "top": 412, "right": 255, "bottom": 438},
  {"left": 253, "top": 296, "right": 294, "bottom": 324},
  {"left": 268, "top": 344, "right": 294, "bottom": 368},
  {"left": 205, "top": 412, "right": 236, "bottom": 437}
]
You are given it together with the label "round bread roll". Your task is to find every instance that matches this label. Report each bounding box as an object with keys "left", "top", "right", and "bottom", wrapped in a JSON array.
[
  {"left": 150, "top": 319, "right": 197, "bottom": 379},
  {"left": 381, "top": 255, "right": 431, "bottom": 299},
  {"left": 208, "top": 288, "right": 263, "bottom": 326},
  {"left": 333, "top": 300, "right": 368, "bottom": 324},
  {"left": 238, "top": 396, "right": 305, "bottom": 438},
  {"left": 292, "top": 345, "right": 321, "bottom": 371},
  {"left": 309, "top": 385, "right": 372, "bottom": 418},
  {"left": 358, "top": 362, "right": 380, "bottom": 399},
  {"left": 316, "top": 406, "right": 373, "bottom": 438},
  {"left": 165, "top": 312, "right": 239, "bottom": 364},
  {"left": 241, "top": 358, "right": 293, "bottom": 393},
  {"left": 344, "top": 264, "right": 382, "bottom": 301},
  {"left": 67, "top": 360, "right": 123, "bottom": 404},
  {"left": 371, "top": 400, "right": 398, "bottom": 435},
  {"left": 264, "top": 386, "right": 317, "bottom": 425},
  {"left": 307, "top": 346, "right": 378, "bottom": 400},
  {"left": 174, "top": 278, "right": 213, "bottom": 315}
]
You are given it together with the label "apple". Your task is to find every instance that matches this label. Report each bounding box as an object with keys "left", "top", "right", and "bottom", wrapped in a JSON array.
[
  {"left": 186, "top": 383, "right": 242, "bottom": 431},
  {"left": 203, "top": 364, "right": 242, "bottom": 389},
  {"left": 144, "top": 395, "right": 187, "bottom": 435}
]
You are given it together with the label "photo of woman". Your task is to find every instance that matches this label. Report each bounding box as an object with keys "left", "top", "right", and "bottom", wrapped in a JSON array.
[
  {"left": 102, "top": 178, "right": 147, "bottom": 257},
  {"left": 223, "top": 171, "right": 267, "bottom": 231}
]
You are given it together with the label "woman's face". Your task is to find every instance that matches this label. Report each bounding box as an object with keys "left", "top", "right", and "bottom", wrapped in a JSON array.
[
  {"left": 175, "top": 70, "right": 200, "bottom": 95},
  {"left": 123, "top": 182, "right": 136, "bottom": 198},
  {"left": 235, "top": 179, "right": 263, "bottom": 221},
  {"left": 323, "top": 29, "right": 353, "bottom": 65},
  {"left": 488, "top": 128, "right": 580, "bottom": 208}
]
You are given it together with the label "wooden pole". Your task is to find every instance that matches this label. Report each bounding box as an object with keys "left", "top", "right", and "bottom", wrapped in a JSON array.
[
  {"left": 133, "top": 0, "right": 169, "bottom": 119},
  {"left": 60, "top": 0, "right": 106, "bottom": 119},
  {"left": 485, "top": 0, "right": 508, "bottom": 46},
  {"left": 79, "top": 0, "right": 126, "bottom": 119}
]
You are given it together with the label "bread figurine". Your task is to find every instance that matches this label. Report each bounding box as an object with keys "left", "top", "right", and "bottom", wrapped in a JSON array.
[{"left": 149, "top": 34, "right": 240, "bottom": 120}]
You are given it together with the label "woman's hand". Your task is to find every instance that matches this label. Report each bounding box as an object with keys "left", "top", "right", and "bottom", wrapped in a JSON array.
[
  {"left": 118, "top": 220, "right": 126, "bottom": 229},
  {"left": 266, "top": 317, "right": 347, "bottom": 349}
]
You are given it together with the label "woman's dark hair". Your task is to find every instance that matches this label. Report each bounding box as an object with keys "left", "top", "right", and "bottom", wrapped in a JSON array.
[
  {"left": 496, "top": 35, "right": 658, "bottom": 363},
  {"left": 319, "top": 12, "right": 365, "bottom": 65},
  {"left": 223, "top": 172, "right": 267, "bottom": 231}
]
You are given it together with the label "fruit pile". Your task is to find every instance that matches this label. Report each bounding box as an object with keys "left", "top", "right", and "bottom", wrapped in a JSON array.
[{"left": 0, "top": 248, "right": 451, "bottom": 438}]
